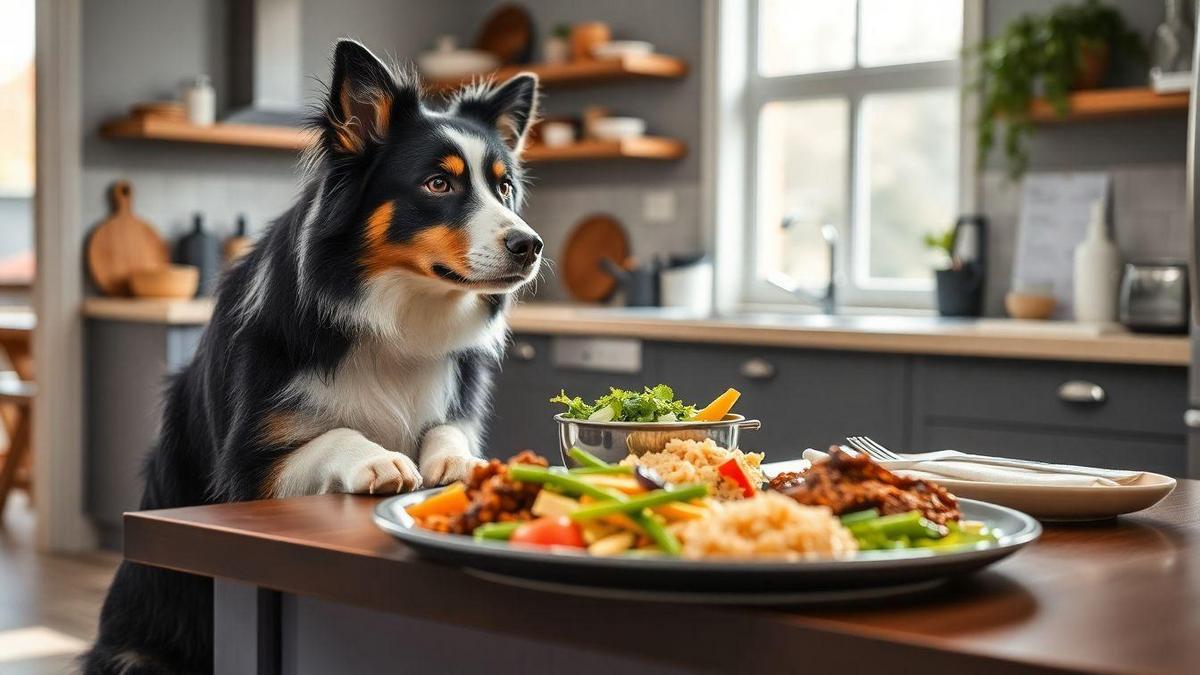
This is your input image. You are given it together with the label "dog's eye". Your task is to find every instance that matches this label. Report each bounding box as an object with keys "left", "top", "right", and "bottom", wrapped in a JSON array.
[
  {"left": 497, "top": 181, "right": 513, "bottom": 199},
  {"left": 423, "top": 176, "right": 451, "bottom": 194}
]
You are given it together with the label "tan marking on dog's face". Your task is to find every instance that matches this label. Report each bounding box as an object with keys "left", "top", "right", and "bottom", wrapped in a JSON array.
[
  {"left": 492, "top": 160, "right": 506, "bottom": 179},
  {"left": 440, "top": 155, "right": 465, "bottom": 176},
  {"left": 360, "top": 201, "right": 469, "bottom": 278}
]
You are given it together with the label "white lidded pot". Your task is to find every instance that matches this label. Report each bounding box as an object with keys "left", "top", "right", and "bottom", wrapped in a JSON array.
[{"left": 1073, "top": 200, "right": 1122, "bottom": 322}]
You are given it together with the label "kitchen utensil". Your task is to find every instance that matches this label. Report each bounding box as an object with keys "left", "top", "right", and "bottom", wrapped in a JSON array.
[
  {"left": 375, "top": 494, "right": 1040, "bottom": 598},
  {"left": 600, "top": 256, "right": 660, "bottom": 307},
  {"left": 589, "top": 116, "right": 646, "bottom": 141},
  {"left": 417, "top": 36, "right": 499, "bottom": 80},
  {"left": 1004, "top": 291, "right": 1057, "bottom": 319},
  {"left": 129, "top": 264, "right": 200, "bottom": 299},
  {"left": 224, "top": 214, "right": 253, "bottom": 264},
  {"left": 86, "top": 180, "right": 170, "bottom": 296},
  {"left": 1119, "top": 260, "right": 1189, "bottom": 333},
  {"left": 130, "top": 101, "right": 185, "bottom": 122},
  {"left": 557, "top": 413, "right": 761, "bottom": 465},
  {"left": 659, "top": 254, "right": 713, "bottom": 315},
  {"left": 844, "top": 437, "right": 1143, "bottom": 481},
  {"left": 591, "top": 40, "right": 655, "bottom": 59},
  {"left": 475, "top": 4, "right": 534, "bottom": 65},
  {"left": 561, "top": 214, "right": 630, "bottom": 302},
  {"left": 569, "top": 22, "right": 611, "bottom": 61},
  {"left": 177, "top": 213, "right": 221, "bottom": 297}
]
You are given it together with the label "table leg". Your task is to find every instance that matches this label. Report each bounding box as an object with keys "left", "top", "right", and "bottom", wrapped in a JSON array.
[
  {"left": 213, "top": 578, "right": 281, "bottom": 675},
  {"left": 0, "top": 408, "right": 29, "bottom": 520}
]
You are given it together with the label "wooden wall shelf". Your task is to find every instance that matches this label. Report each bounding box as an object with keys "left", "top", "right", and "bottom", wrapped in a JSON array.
[
  {"left": 1029, "top": 87, "right": 1189, "bottom": 123},
  {"left": 101, "top": 116, "right": 311, "bottom": 151},
  {"left": 523, "top": 137, "right": 686, "bottom": 162},
  {"left": 100, "top": 116, "right": 685, "bottom": 162},
  {"left": 426, "top": 54, "right": 688, "bottom": 91}
]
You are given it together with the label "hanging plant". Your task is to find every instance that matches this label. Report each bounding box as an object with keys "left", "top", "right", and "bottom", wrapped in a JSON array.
[{"left": 968, "top": 0, "right": 1146, "bottom": 179}]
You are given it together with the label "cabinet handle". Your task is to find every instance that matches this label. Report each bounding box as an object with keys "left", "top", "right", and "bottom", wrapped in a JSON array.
[
  {"left": 1058, "top": 380, "right": 1106, "bottom": 404},
  {"left": 511, "top": 341, "right": 537, "bottom": 362},
  {"left": 739, "top": 358, "right": 776, "bottom": 380}
]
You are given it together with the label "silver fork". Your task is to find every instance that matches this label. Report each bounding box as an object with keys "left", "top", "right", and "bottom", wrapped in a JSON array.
[{"left": 845, "top": 436, "right": 902, "bottom": 461}]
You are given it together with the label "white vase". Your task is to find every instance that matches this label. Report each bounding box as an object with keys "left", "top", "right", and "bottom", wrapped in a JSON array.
[{"left": 1073, "top": 201, "right": 1121, "bottom": 322}]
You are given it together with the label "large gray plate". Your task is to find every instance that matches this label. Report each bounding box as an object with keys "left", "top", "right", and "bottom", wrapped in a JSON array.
[{"left": 374, "top": 491, "right": 1040, "bottom": 595}]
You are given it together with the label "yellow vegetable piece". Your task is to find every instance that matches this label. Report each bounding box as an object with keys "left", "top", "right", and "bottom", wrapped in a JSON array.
[
  {"left": 579, "top": 474, "right": 643, "bottom": 494},
  {"left": 587, "top": 531, "right": 637, "bottom": 556},
  {"left": 404, "top": 482, "right": 468, "bottom": 519},
  {"left": 694, "top": 388, "right": 741, "bottom": 421},
  {"left": 653, "top": 501, "right": 709, "bottom": 521}
]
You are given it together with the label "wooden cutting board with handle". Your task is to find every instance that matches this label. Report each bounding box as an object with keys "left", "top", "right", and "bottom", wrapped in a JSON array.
[
  {"left": 561, "top": 213, "right": 630, "bottom": 302},
  {"left": 87, "top": 180, "right": 170, "bottom": 296}
]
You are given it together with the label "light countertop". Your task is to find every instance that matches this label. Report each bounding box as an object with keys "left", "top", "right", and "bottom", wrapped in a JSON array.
[{"left": 81, "top": 298, "right": 1190, "bottom": 366}]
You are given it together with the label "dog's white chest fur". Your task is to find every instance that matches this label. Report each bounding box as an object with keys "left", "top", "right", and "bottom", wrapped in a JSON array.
[{"left": 288, "top": 280, "right": 506, "bottom": 458}]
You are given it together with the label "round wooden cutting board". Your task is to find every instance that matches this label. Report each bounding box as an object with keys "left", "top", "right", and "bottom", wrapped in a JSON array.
[
  {"left": 87, "top": 180, "right": 170, "bottom": 296},
  {"left": 475, "top": 4, "right": 534, "bottom": 65},
  {"left": 561, "top": 214, "right": 630, "bottom": 302}
]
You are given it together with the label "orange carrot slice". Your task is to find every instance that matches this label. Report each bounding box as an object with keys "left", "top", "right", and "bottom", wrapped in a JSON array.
[
  {"left": 405, "top": 482, "right": 468, "bottom": 519},
  {"left": 694, "top": 388, "right": 741, "bottom": 421}
]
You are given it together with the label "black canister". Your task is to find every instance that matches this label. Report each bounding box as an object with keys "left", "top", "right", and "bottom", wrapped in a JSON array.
[{"left": 177, "top": 213, "right": 221, "bottom": 296}]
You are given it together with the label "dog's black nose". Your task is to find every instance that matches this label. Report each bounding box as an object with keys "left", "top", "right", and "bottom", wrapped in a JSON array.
[{"left": 504, "top": 231, "right": 543, "bottom": 266}]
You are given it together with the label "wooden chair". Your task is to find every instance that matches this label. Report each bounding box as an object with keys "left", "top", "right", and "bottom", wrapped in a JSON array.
[{"left": 0, "top": 377, "right": 35, "bottom": 521}]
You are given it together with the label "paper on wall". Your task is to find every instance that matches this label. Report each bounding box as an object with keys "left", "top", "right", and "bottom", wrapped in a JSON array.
[{"left": 1011, "top": 172, "right": 1110, "bottom": 319}]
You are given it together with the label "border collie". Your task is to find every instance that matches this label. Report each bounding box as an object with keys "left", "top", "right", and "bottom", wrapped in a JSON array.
[{"left": 83, "top": 40, "right": 541, "bottom": 674}]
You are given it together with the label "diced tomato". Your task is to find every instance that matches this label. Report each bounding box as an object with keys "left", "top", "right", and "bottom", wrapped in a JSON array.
[
  {"left": 717, "top": 457, "right": 757, "bottom": 497},
  {"left": 509, "top": 516, "right": 587, "bottom": 549}
]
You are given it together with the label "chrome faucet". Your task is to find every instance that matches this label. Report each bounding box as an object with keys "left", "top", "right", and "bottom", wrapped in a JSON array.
[{"left": 772, "top": 222, "right": 838, "bottom": 314}]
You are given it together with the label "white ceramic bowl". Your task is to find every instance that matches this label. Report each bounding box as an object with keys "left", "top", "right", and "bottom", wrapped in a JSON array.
[
  {"left": 417, "top": 49, "right": 499, "bottom": 80},
  {"left": 591, "top": 40, "right": 655, "bottom": 59},
  {"left": 540, "top": 121, "right": 576, "bottom": 148},
  {"left": 590, "top": 117, "right": 646, "bottom": 141}
]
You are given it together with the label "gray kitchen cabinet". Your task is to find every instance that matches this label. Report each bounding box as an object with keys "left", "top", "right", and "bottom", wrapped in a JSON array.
[
  {"left": 912, "top": 356, "right": 1188, "bottom": 474},
  {"left": 652, "top": 343, "right": 910, "bottom": 459},
  {"left": 86, "top": 320, "right": 205, "bottom": 549}
]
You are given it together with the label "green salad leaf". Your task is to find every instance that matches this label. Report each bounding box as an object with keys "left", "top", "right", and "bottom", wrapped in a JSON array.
[{"left": 551, "top": 385, "right": 698, "bottom": 422}]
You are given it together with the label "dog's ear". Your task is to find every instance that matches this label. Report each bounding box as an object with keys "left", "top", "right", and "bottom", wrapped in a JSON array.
[
  {"left": 325, "top": 39, "right": 416, "bottom": 154},
  {"left": 453, "top": 73, "right": 539, "bottom": 154}
]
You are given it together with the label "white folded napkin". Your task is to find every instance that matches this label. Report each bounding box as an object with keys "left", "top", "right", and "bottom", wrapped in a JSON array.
[{"left": 800, "top": 448, "right": 1143, "bottom": 488}]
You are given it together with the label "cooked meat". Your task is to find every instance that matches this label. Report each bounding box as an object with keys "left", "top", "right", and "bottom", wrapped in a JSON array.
[
  {"left": 419, "top": 450, "right": 547, "bottom": 534},
  {"left": 773, "top": 447, "right": 960, "bottom": 525}
]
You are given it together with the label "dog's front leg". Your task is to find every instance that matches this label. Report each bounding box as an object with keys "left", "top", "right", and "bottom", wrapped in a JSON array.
[
  {"left": 271, "top": 428, "right": 422, "bottom": 497},
  {"left": 419, "top": 423, "right": 486, "bottom": 486}
]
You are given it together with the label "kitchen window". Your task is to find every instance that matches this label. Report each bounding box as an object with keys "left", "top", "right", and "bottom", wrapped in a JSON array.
[{"left": 739, "top": 0, "right": 976, "bottom": 309}]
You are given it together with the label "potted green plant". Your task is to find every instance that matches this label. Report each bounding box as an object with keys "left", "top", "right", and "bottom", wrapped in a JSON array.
[
  {"left": 925, "top": 218, "right": 986, "bottom": 317},
  {"left": 969, "top": 0, "right": 1146, "bottom": 178}
]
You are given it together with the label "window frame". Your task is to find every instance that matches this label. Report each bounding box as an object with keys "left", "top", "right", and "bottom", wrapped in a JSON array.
[{"left": 738, "top": 0, "right": 980, "bottom": 311}]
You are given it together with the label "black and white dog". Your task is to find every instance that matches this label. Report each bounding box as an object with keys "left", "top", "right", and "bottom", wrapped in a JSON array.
[{"left": 84, "top": 40, "right": 541, "bottom": 674}]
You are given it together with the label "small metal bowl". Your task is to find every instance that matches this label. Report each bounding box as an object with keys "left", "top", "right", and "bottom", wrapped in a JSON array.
[{"left": 555, "top": 413, "right": 762, "bottom": 466}]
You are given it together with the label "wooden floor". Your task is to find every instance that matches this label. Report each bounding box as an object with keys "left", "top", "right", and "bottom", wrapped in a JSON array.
[{"left": 0, "top": 494, "right": 119, "bottom": 674}]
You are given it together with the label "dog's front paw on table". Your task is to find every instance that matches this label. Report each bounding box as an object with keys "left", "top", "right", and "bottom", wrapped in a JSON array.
[
  {"left": 420, "top": 454, "right": 485, "bottom": 486},
  {"left": 342, "top": 453, "right": 423, "bottom": 494}
]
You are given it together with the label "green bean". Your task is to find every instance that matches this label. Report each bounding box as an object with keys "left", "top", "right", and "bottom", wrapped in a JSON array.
[
  {"left": 848, "top": 510, "right": 947, "bottom": 540},
  {"left": 508, "top": 464, "right": 628, "bottom": 502},
  {"left": 569, "top": 484, "right": 709, "bottom": 521},
  {"left": 566, "top": 446, "right": 610, "bottom": 469},
  {"left": 566, "top": 465, "right": 635, "bottom": 476},
  {"left": 632, "top": 510, "right": 681, "bottom": 556},
  {"left": 472, "top": 521, "right": 523, "bottom": 541},
  {"left": 839, "top": 508, "right": 880, "bottom": 526}
]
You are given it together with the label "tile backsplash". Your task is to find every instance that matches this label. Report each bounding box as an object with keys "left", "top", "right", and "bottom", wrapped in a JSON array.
[{"left": 980, "top": 162, "right": 1189, "bottom": 316}]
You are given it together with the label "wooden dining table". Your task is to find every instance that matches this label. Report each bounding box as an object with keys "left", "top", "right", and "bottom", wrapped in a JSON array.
[
  {"left": 0, "top": 309, "right": 34, "bottom": 380},
  {"left": 124, "top": 480, "right": 1200, "bottom": 674}
]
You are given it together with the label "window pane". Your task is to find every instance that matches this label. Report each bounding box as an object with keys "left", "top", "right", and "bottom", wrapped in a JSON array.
[
  {"left": 859, "top": 0, "right": 963, "bottom": 67},
  {"left": 758, "top": 0, "right": 855, "bottom": 76},
  {"left": 757, "top": 99, "right": 848, "bottom": 289},
  {"left": 857, "top": 88, "right": 958, "bottom": 288}
]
